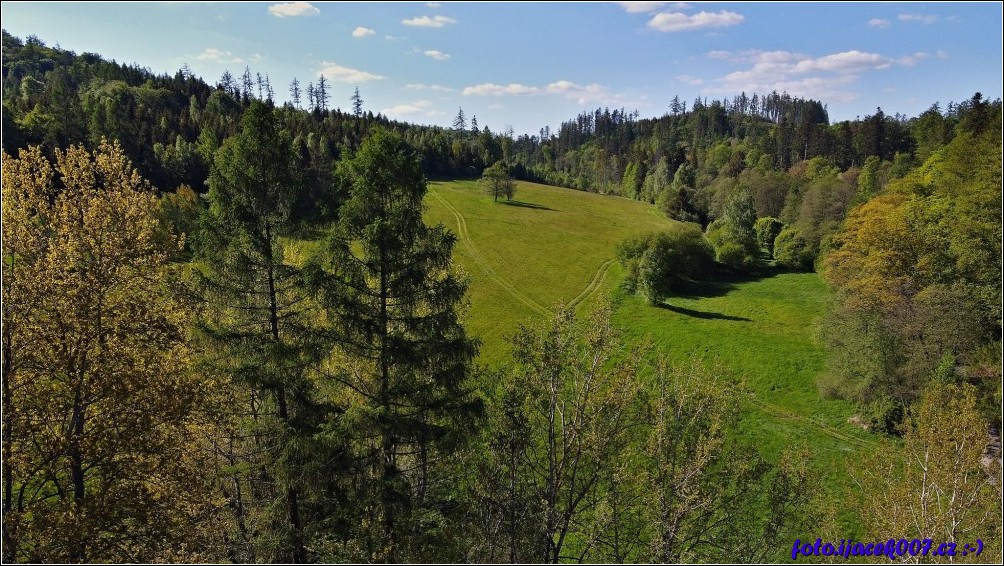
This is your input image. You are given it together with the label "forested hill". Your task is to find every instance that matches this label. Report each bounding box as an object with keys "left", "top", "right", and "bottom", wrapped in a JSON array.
[
  {"left": 3, "top": 29, "right": 1002, "bottom": 564},
  {"left": 1, "top": 30, "right": 989, "bottom": 207}
]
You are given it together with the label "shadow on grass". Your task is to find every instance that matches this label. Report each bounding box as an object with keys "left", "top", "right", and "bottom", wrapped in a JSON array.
[
  {"left": 657, "top": 302, "right": 752, "bottom": 322},
  {"left": 500, "top": 200, "right": 556, "bottom": 211},
  {"left": 671, "top": 262, "right": 789, "bottom": 300}
]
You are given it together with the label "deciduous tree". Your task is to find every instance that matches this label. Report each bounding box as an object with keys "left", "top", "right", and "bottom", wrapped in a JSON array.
[{"left": 2, "top": 141, "right": 217, "bottom": 562}]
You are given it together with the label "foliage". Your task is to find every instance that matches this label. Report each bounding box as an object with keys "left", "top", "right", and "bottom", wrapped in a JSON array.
[
  {"left": 820, "top": 108, "right": 1002, "bottom": 417},
  {"left": 616, "top": 226, "right": 714, "bottom": 304},
  {"left": 853, "top": 382, "right": 1002, "bottom": 562},
  {"left": 2, "top": 141, "right": 218, "bottom": 562},
  {"left": 772, "top": 226, "right": 814, "bottom": 271},
  {"left": 306, "top": 130, "right": 481, "bottom": 562},
  {"left": 753, "top": 216, "right": 783, "bottom": 255},
  {"left": 705, "top": 189, "right": 758, "bottom": 270},
  {"left": 193, "top": 101, "right": 324, "bottom": 563},
  {"left": 474, "top": 304, "right": 642, "bottom": 562},
  {"left": 472, "top": 305, "right": 815, "bottom": 563},
  {"left": 479, "top": 160, "right": 515, "bottom": 202}
]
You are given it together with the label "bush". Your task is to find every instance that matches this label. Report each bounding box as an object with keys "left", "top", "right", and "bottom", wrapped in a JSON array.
[
  {"left": 706, "top": 219, "right": 757, "bottom": 270},
  {"left": 754, "top": 216, "right": 783, "bottom": 254},
  {"left": 616, "top": 226, "right": 714, "bottom": 303},
  {"left": 773, "top": 226, "right": 814, "bottom": 270},
  {"left": 715, "top": 241, "right": 753, "bottom": 270}
]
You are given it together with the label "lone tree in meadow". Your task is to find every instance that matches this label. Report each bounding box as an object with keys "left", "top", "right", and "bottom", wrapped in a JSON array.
[{"left": 480, "top": 160, "right": 515, "bottom": 202}]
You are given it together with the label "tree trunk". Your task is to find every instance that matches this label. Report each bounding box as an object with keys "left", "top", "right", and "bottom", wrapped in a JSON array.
[
  {"left": 264, "top": 220, "right": 305, "bottom": 564},
  {"left": 69, "top": 390, "right": 86, "bottom": 562},
  {"left": 2, "top": 302, "right": 15, "bottom": 563}
]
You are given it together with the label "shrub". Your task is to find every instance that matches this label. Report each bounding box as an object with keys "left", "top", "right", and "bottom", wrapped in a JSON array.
[
  {"left": 754, "top": 216, "right": 783, "bottom": 254},
  {"left": 616, "top": 226, "right": 714, "bottom": 303},
  {"left": 773, "top": 226, "right": 814, "bottom": 270}
]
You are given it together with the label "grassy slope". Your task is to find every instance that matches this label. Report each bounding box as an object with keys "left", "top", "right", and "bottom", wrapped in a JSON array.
[
  {"left": 424, "top": 179, "right": 679, "bottom": 361},
  {"left": 425, "top": 179, "right": 871, "bottom": 533}
]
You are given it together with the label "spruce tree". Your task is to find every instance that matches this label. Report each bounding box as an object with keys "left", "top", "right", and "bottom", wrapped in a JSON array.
[
  {"left": 306, "top": 129, "right": 480, "bottom": 562},
  {"left": 351, "top": 86, "right": 363, "bottom": 118},
  {"left": 194, "top": 101, "right": 330, "bottom": 563}
]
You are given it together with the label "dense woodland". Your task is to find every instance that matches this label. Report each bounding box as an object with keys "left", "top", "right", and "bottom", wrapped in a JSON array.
[{"left": 2, "top": 31, "right": 1001, "bottom": 563}]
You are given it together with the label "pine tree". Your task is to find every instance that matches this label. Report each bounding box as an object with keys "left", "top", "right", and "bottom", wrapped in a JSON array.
[
  {"left": 241, "top": 66, "right": 253, "bottom": 101},
  {"left": 289, "top": 78, "right": 301, "bottom": 109},
  {"left": 453, "top": 107, "right": 466, "bottom": 134},
  {"left": 220, "top": 70, "right": 236, "bottom": 96},
  {"left": 351, "top": 86, "right": 363, "bottom": 118},
  {"left": 194, "top": 101, "right": 330, "bottom": 563},
  {"left": 316, "top": 75, "right": 330, "bottom": 112},
  {"left": 306, "top": 129, "right": 480, "bottom": 562}
]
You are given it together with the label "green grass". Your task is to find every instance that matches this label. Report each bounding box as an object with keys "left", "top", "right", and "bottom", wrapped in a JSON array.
[
  {"left": 613, "top": 272, "right": 873, "bottom": 458},
  {"left": 425, "top": 179, "right": 871, "bottom": 535},
  {"left": 424, "top": 179, "right": 680, "bottom": 362}
]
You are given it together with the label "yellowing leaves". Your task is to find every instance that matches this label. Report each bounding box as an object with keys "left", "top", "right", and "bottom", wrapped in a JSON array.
[{"left": 1, "top": 140, "right": 216, "bottom": 562}]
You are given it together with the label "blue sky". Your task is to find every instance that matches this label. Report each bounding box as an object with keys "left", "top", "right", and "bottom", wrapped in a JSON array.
[{"left": 2, "top": 1, "right": 1001, "bottom": 136}]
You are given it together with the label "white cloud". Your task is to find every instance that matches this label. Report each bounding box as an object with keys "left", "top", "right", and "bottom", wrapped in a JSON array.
[
  {"left": 676, "top": 74, "right": 704, "bottom": 85},
  {"left": 197, "top": 48, "right": 230, "bottom": 60},
  {"left": 936, "top": 50, "right": 949, "bottom": 60},
  {"left": 318, "top": 61, "right": 384, "bottom": 83},
  {"left": 793, "top": 50, "right": 892, "bottom": 73},
  {"left": 381, "top": 99, "right": 445, "bottom": 119},
  {"left": 196, "top": 48, "right": 247, "bottom": 64},
  {"left": 402, "top": 15, "right": 456, "bottom": 27},
  {"left": 352, "top": 26, "right": 375, "bottom": 38},
  {"left": 897, "top": 52, "right": 930, "bottom": 67},
  {"left": 463, "top": 83, "right": 540, "bottom": 96},
  {"left": 426, "top": 2, "right": 441, "bottom": 7},
  {"left": 868, "top": 18, "right": 890, "bottom": 28},
  {"left": 462, "top": 79, "right": 644, "bottom": 107},
  {"left": 647, "top": 10, "right": 743, "bottom": 32},
  {"left": 268, "top": 2, "right": 319, "bottom": 18},
  {"left": 700, "top": 48, "right": 922, "bottom": 103},
  {"left": 423, "top": 49, "right": 451, "bottom": 61},
  {"left": 550, "top": 80, "right": 648, "bottom": 107},
  {"left": 546, "top": 80, "right": 609, "bottom": 104},
  {"left": 406, "top": 83, "right": 454, "bottom": 92},
  {"left": 898, "top": 13, "right": 939, "bottom": 24}
]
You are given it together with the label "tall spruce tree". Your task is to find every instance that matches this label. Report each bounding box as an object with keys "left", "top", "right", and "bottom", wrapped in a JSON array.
[
  {"left": 194, "top": 101, "right": 330, "bottom": 563},
  {"left": 351, "top": 86, "right": 363, "bottom": 118},
  {"left": 306, "top": 129, "right": 480, "bottom": 562}
]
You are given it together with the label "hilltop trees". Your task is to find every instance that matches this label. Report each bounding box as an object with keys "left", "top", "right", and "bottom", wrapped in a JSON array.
[
  {"left": 351, "top": 87, "right": 363, "bottom": 118},
  {"left": 2, "top": 141, "right": 215, "bottom": 562},
  {"left": 306, "top": 130, "right": 481, "bottom": 562}
]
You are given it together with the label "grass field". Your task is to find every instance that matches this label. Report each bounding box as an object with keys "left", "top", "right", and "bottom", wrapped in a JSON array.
[
  {"left": 424, "top": 178, "right": 681, "bottom": 361},
  {"left": 424, "top": 179, "right": 872, "bottom": 532}
]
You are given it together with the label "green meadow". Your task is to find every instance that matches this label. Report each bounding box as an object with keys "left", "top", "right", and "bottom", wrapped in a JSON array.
[
  {"left": 425, "top": 179, "right": 872, "bottom": 525},
  {"left": 423, "top": 178, "right": 680, "bottom": 361}
]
